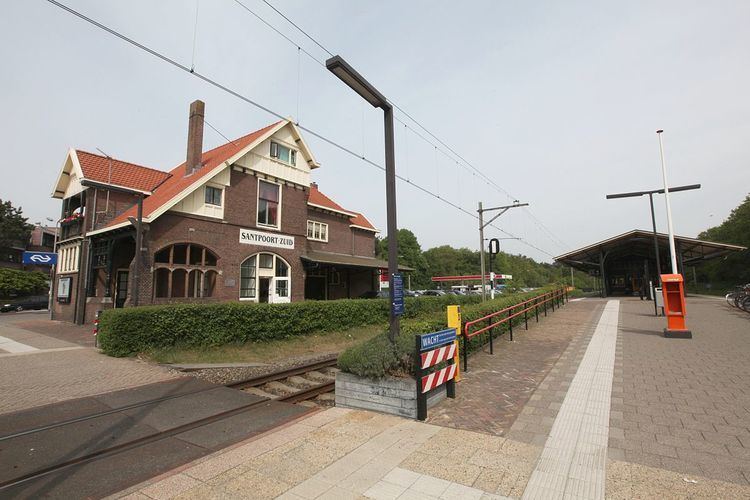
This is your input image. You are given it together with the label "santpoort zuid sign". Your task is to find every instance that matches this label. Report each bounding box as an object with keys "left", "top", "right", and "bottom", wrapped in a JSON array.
[{"left": 239, "top": 228, "right": 295, "bottom": 250}]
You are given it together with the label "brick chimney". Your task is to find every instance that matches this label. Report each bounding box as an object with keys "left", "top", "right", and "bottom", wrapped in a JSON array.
[{"left": 185, "top": 100, "right": 205, "bottom": 176}]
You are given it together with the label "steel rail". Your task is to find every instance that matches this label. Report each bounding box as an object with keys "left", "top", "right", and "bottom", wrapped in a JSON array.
[
  {"left": 226, "top": 355, "right": 338, "bottom": 390},
  {"left": 0, "top": 397, "right": 287, "bottom": 491},
  {"left": 278, "top": 381, "right": 336, "bottom": 404},
  {"left": 1, "top": 355, "right": 338, "bottom": 443}
]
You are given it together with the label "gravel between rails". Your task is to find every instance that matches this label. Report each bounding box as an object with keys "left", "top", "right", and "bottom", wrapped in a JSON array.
[{"left": 164, "top": 351, "right": 339, "bottom": 386}]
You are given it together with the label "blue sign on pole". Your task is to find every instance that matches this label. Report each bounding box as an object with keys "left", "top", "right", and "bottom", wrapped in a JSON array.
[
  {"left": 391, "top": 272, "right": 404, "bottom": 317},
  {"left": 419, "top": 328, "right": 457, "bottom": 352},
  {"left": 22, "top": 251, "right": 57, "bottom": 266}
]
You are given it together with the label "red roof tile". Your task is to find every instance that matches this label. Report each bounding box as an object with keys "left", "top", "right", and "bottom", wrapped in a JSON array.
[
  {"left": 101, "top": 121, "right": 281, "bottom": 229},
  {"left": 308, "top": 185, "right": 354, "bottom": 215},
  {"left": 350, "top": 212, "right": 377, "bottom": 231},
  {"left": 310, "top": 185, "right": 378, "bottom": 232},
  {"left": 76, "top": 150, "right": 171, "bottom": 192}
]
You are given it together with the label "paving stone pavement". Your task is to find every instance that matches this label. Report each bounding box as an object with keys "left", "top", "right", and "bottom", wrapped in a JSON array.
[
  {"left": 0, "top": 317, "right": 178, "bottom": 414},
  {"left": 426, "top": 298, "right": 604, "bottom": 436},
  {"left": 610, "top": 296, "right": 750, "bottom": 486}
]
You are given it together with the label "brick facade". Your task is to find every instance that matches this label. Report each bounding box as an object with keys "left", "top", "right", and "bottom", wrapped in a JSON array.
[{"left": 50, "top": 116, "right": 383, "bottom": 324}]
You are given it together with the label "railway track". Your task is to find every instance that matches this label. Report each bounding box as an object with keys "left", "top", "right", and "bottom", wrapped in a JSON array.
[
  {"left": 0, "top": 357, "right": 339, "bottom": 497},
  {"left": 227, "top": 354, "right": 338, "bottom": 405}
]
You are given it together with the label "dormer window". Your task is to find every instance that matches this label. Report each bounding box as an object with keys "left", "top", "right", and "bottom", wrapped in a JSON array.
[{"left": 270, "top": 141, "right": 296, "bottom": 166}]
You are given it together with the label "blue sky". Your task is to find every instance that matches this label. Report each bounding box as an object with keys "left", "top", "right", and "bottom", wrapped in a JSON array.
[{"left": 1, "top": 0, "right": 748, "bottom": 262}]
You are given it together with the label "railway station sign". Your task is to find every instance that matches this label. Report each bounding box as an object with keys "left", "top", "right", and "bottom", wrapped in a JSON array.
[
  {"left": 239, "top": 228, "right": 295, "bottom": 250},
  {"left": 23, "top": 251, "right": 57, "bottom": 266},
  {"left": 391, "top": 272, "right": 404, "bottom": 316}
]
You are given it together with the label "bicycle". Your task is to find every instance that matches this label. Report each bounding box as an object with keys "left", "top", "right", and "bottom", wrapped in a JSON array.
[{"left": 725, "top": 284, "right": 750, "bottom": 311}]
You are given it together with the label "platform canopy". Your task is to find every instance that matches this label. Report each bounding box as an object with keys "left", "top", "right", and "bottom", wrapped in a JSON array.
[
  {"left": 555, "top": 229, "right": 745, "bottom": 272},
  {"left": 555, "top": 230, "right": 745, "bottom": 297}
]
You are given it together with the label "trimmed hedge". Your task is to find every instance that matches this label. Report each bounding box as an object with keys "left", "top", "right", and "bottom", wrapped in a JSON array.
[
  {"left": 98, "top": 294, "right": 482, "bottom": 357},
  {"left": 337, "top": 287, "right": 563, "bottom": 379}
]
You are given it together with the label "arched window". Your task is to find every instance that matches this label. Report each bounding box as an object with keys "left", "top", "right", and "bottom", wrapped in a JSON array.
[
  {"left": 240, "top": 253, "right": 290, "bottom": 303},
  {"left": 153, "top": 243, "right": 219, "bottom": 299}
]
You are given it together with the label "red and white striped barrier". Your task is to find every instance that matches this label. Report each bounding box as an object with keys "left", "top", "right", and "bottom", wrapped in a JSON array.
[
  {"left": 420, "top": 343, "right": 456, "bottom": 369},
  {"left": 421, "top": 363, "right": 457, "bottom": 393}
]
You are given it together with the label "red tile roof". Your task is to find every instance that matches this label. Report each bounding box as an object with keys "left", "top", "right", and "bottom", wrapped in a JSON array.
[
  {"left": 86, "top": 120, "right": 378, "bottom": 235},
  {"left": 76, "top": 150, "right": 171, "bottom": 192},
  {"left": 350, "top": 212, "right": 377, "bottom": 231},
  {"left": 101, "top": 121, "right": 281, "bottom": 229},
  {"left": 308, "top": 185, "right": 355, "bottom": 215},
  {"left": 309, "top": 185, "right": 378, "bottom": 232}
]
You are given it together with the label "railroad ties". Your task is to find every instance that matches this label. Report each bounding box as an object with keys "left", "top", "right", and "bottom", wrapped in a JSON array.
[{"left": 227, "top": 355, "right": 338, "bottom": 406}]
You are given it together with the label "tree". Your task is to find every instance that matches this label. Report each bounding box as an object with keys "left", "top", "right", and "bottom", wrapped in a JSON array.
[
  {"left": 0, "top": 200, "right": 32, "bottom": 249},
  {"left": 0, "top": 269, "right": 49, "bottom": 298},
  {"left": 696, "top": 194, "right": 750, "bottom": 285},
  {"left": 377, "top": 229, "right": 430, "bottom": 288}
]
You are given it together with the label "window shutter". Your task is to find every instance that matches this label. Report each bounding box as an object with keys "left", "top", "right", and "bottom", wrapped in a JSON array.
[
  {"left": 270, "top": 142, "right": 278, "bottom": 158},
  {"left": 291, "top": 150, "right": 296, "bottom": 166}
]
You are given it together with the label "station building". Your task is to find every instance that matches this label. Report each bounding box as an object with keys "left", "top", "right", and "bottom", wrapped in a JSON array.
[{"left": 50, "top": 101, "right": 397, "bottom": 324}]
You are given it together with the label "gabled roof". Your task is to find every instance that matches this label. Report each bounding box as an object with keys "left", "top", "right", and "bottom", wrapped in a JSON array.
[
  {"left": 350, "top": 212, "right": 378, "bottom": 233},
  {"left": 76, "top": 150, "right": 171, "bottom": 193},
  {"left": 308, "top": 185, "right": 356, "bottom": 217},
  {"left": 89, "top": 121, "right": 284, "bottom": 234},
  {"left": 61, "top": 117, "right": 377, "bottom": 238}
]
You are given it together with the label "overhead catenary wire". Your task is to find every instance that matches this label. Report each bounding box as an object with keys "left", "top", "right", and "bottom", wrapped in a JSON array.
[
  {"left": 42, "top": 0, "right": 556, "bottom": 259},
  {"left": 254, "top": 0, "right": 572, "bottom": 250}
]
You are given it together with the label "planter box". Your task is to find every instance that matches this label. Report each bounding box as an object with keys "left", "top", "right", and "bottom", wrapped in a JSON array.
[{"left": 335, "top": 371, "right": 446, "bottom": 419}]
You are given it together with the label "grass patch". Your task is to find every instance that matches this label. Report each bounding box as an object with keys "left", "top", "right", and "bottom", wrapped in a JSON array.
[{"left": 145, "top": 323, "right": 386, "bottom": 364}]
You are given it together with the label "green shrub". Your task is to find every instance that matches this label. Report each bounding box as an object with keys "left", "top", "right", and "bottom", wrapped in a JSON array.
[
  {"left": 98, "top": 294, "right": 481, "bottom": 357},
  {"left": 338, "top": 287, "right": 565, "bottom": 379}
]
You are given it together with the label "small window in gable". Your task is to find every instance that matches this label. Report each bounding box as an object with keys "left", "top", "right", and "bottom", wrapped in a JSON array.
[
  {"left": 270, "top": 141, "right": 296, "bottom": 166},
  {"left": 205, "top": 186, "right": 222, "bottom": 206}
]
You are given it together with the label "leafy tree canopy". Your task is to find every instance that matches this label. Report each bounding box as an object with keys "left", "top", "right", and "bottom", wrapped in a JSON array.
[
  {"left": 0, "top": 199, "right": 32, "bottom": 249},
  {"left": 696, "top": 194, "right": 750, "bottom": 285},
  {"left": 0, "top": 268, "right": 49, "bottom": 298},
  {"left": 377, "top": 228, "right": 595, "bottom": 289}
]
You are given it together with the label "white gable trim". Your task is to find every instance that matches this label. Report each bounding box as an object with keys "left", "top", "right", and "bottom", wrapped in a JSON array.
[
  {"left": 51, "top": 149, "right": 85, "bottom": 199},
  {"left": 143, "top": 121, "right": 291, "bottom": 223}
]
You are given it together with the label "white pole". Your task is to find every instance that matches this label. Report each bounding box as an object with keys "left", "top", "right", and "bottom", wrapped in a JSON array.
[{"left": 657, "top": 130, "right": 678, "bottom": 274}]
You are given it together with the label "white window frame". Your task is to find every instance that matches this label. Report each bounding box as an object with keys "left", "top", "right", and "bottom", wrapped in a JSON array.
[
  {"left": 270, "top": 141, "right": 297, "bottom": 166},
  {"left": 256, "top": 178, "right": 282, "bottom": 230},
  {"left": 239, "top": 252, "right": 291, "bottom": 303},
  {"left": 57, "top": 244, "right": 80, "bottom": 274},
  {"left": 204, "top": 185, "right": 223, "bottom": 207},
  {"left": 306, "top": 220, "right": 329, "bottom": 242}
]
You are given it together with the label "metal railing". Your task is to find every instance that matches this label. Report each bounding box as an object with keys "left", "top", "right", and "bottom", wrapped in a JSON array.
[{"left": 461, "top": 287, "right": 567, "bottom": 372}]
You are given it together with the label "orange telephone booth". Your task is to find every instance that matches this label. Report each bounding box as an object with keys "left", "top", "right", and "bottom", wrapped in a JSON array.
[{"left": 660, "top": 274, "right": 692, "bottom": 338}]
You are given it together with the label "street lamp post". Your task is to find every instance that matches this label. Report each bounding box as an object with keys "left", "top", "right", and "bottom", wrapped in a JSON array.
[
  {"left": 656, "top": 130, "right": 679, "bottom": 274},
  {"left": 477, "top": 202, "right": 528, "bottom": 301},
  {"left": 606, "top": 183, "right": 700, "bottom": 315},
  {"left": 326, "top": 55, "right": 400, "bottom": 342}
]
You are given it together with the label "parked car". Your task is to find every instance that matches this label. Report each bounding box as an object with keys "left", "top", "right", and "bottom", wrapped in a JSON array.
[
  {"left": 420, "top": 290, "right": 445, "bottom": 297},
  {"left": 1, "top": 295, "right": 49, "bottom": 313},
  {"left": 404, "top": 289, "right": 420, "bottom": 297},
  {"left": 358, "top": 290, "right": 390, "bottom": 299}
]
